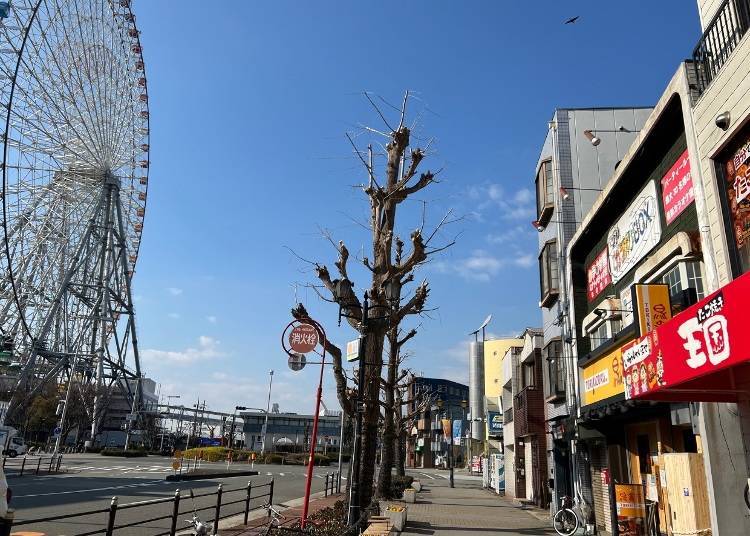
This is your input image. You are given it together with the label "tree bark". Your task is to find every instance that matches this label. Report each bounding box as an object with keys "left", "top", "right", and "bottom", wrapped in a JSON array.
[
  {"left": 358, "top": 333, "right": 384, "bottom": 512},
  {"left": 376, "top": 329, "right": 399, "bottom": 499}
]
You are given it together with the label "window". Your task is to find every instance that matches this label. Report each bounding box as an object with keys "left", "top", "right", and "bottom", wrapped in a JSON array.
[
  {"left": 589, "top": 322, "right": 609, "bottom": 350},
  {"left": 659, "top": 260, "right": 706, "bottom": 301},
  {"left": 544, "top": 340, "right": 565, "bottom": 400},
  {"left": 522, "top": 361, "right": 535, "bottom": 389},
  {"left": 539, "top": 240, "right": 559, "bottom": 306},
  {"left": 437, "top": 384, "right": 447, "bottom": 393},
  {"left": 535, "top": 159, "right": 555, "bottom": 224}
]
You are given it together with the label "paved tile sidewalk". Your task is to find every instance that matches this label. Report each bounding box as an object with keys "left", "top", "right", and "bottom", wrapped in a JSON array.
[{"left": 396, "top": 479, "right": 556, "bottom": 535}]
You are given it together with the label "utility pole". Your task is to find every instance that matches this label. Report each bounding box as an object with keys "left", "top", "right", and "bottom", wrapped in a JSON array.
[{"left": 261, "top": 370, "right": 273, "bottom": 455}]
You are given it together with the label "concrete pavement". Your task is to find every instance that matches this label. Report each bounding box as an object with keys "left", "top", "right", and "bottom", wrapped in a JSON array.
[{"left": 394, "top": 473, "right": 555, "bottom": 535}]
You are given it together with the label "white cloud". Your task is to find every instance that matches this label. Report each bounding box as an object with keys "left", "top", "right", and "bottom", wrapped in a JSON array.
[
  {"left": 142, "top": 336, "right": 223, "bottom": 363},
  {"left": 167, "top": 313, "right": 181, "bottom": 319},
  {"left": 206, "top": 315, "right": 218, "bottom": 324},
  {"left": 166, "top": 287, "right": 183, "bottom": 296},
  {"left": 486, "top": 225, "right": 534, "bottom": 245},
  {"left": 434, "top": 248, "right": 536, "bottom": 281},
  {"left": 470, "top": 183, "right": 535, "bottom": 221}
]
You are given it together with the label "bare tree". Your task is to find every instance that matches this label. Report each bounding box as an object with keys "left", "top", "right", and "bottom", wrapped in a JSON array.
[{"left": 291, "top": 91, "right": 455, "bottom": 512}]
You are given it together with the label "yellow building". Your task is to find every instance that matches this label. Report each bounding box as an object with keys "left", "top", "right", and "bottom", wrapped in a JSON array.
[{"left": 483, "top": 337, "right": 523, "bottom": 448}]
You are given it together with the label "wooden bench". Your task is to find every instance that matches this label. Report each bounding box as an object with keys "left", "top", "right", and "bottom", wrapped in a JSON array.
[{"left": 363, "top": 516, "right": 395, "bottom": 535}]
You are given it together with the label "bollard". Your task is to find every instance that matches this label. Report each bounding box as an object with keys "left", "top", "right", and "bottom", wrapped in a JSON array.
[
  {"left": 243, "top": 481, "right": 252, "bottom": 525},
  {"left": 19, "top": 457, "right": 26, "bottom": 477},
  {"left": 57, "top": 455, "right": 62, "bottom": 472},
  {"left": 214, "top": 483, "right": 223, "bottom": 529},
  {"left": 0, "top": 509, "right": 14, "bottom": 536},
  {"left": 268, "top": 478, "right": 275, "bottom": 506},
  {"left": 36, "top": 457, "right": 41, "bottom": 475},
  {"left": 169, "top": 490, "right": 180, "bottom": 536},
  {"left": 324, "top": 474, "right": 329, "bottom": 497},
  {"left": 105, "top": 496, "right": 118, "bottom": 536},
  {"left": 48, "top": 456, "right": 54, "bottom": 472}
]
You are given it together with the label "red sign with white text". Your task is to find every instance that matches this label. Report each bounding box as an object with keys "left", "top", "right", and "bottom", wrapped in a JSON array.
[
  {"left": 587, "top": 248, "right": 612, "bottom": 302},
  {"left": 661, "top": 149, "right": 694, "bottom": 225},
  {"left": 623, "top": 271, "right": 750, "bottom": 401}
]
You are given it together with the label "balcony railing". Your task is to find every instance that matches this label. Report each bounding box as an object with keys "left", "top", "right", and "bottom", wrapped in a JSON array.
[{"left": 692, "top": 0, "right": 750, "bottom": 95}]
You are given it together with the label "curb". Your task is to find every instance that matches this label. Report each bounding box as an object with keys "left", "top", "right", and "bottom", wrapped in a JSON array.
[{"left": 166, "top": 470, "right": 259, "bottom": 481}]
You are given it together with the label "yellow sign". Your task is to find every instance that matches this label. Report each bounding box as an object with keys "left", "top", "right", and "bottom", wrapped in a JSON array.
[
  {"left": 582, "top": 340, "right": 632, "bottom": 406},
  {"left": 633, "top": 283, "right": 672, "bottom": 335},
  {"left": 615, "top": 484, "right": 646, "bottom": 533}
]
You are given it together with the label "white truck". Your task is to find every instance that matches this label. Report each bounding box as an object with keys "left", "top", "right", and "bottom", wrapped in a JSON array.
[{"left": 0, "top": 426, "right": 26, "bottom": 457}]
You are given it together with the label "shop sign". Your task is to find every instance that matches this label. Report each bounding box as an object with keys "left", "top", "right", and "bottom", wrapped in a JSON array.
[
  {"left": 724, "top": 131, "right": 750, "bottom": 249},
  {"left": 661, "top": 149, "right": 694, "bottom": 225},
  {"left": 623, "top": 270, "right": 750, "bottom": 400},
  {"left": 632, "top": 283, "right": 672, "bottom": 336},
  {"left": 607, "top": 181, "right": 662, "bottom": 284},
  {"left": 587, "top": 248, "right": 612, "bottom": 301},
  {"left": 487, "top": 411, "right": 503, "bottom": 434},
  {"left": 582, "top": 342, "right": 629, "bottom": 406},
  {"left": 615, "top": 484, "right": 646, "bottom": 535}
]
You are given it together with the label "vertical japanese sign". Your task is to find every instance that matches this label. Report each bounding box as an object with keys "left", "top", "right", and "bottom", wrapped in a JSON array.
[
  {"left": 632, "top": 283, "right": 672, "bottom": 336},
  {"left": 607, "top": 181, "right": 662, "bottom": 283},
  {"left": 723, "top": 131, "right": 750, "bottom": 253},
  {"left": 623, "top": 271, "right": 750, "bottom": 400},
  {"left": 452, "top": 420, "right": 462, "bottom": 446},
  {"left": 587, "top": 248, "right": 612, "bottom": 301},
  {"left": 661, "top": 149, "right": 694, "bottom": 225}
]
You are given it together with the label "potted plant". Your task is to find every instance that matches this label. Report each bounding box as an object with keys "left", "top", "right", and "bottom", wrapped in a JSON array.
[
  {"left": 384, "top": 504, "right": 407, "bottom": 532},
  {"left": 403, "top": 487, "right": 416, "bottom": 504},
  {"left": 412, "top": 479, "right": 422, "bottom": 492}
]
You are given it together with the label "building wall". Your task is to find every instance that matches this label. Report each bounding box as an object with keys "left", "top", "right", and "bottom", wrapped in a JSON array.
[
  {"left": 484, "top": 337, "right": 523, "bottom": 446},
  {"left": 690, "top": 23, "right": 750, "bottom": 535},
  {"left": 696, "top": 0, "right": 724, "bottom": 29}
]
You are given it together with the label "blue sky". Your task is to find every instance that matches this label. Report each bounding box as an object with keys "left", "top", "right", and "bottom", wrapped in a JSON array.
[{"left": 132, "top": 1, "right": 701, "bottom": 414}]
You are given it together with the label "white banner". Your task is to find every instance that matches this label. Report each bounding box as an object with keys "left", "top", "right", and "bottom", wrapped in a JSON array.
[{"left": 607, "top": 181, "right": 661, "bottom": 284}]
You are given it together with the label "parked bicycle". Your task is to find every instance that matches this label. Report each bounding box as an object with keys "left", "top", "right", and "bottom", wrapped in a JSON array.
[
  {"left": 553, "top": 495, "right": 579, "bottom": 536},
  {"left": 185, "top": 489, "right": 214, "bottom": 536}
]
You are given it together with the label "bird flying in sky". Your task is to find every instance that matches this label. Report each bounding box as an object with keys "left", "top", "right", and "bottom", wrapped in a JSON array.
[{"left": 564, "top": 16, "right": 580, "bottom": 24}]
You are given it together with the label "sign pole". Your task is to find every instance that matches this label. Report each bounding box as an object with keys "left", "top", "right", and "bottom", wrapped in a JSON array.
[{"left": 300, "top": 320, "right": 326, "bottom": 529}]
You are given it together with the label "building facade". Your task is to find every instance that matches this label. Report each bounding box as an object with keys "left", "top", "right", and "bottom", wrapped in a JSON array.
[
  {"left": 405, "top": 376, "right": 469, "bottom": 469},
  {"left": 483, "top": 337, "right": 524, "bottom": 454},
  {"left": 533, "top": 107, "right": 653, "bottom": 512},
  {"left": 241, "top": 411, "right": 342, "bottom": 453}
]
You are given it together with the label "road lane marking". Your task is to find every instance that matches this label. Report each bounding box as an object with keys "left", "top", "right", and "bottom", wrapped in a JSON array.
[
  {"left": 17, "top": 480, "right": 165, "bottom": 498},
  {"left": 419, "top": 472, "right": 436, "bottom": 480}
]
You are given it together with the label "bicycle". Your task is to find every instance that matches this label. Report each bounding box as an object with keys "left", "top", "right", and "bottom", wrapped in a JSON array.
[{"left": 553, "top": 495, "right": 580, "bottom": 536}]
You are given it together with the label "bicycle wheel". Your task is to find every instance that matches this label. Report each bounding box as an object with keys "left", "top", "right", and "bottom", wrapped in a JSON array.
[{"left": 553, "top": 508, "right": 580, "bottom": 536}]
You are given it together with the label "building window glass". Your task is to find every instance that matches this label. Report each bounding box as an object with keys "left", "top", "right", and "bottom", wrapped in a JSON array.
[
  {"left": 589, "top": 322, "right": 609, "bottom": 350},
  {"left": 539, "top": 240, "right": 559, "bottom": 306},
  {"left": 536, "top": 159, "right": 554, "bottom": 224},
  {"left": 544, "top": 340, "right": 565, "bottom": 399},
  {"left": 718, "top": 125, "right": 750, "bottom": 275},
  {"left": 658, "top": 260, "right": 706, "bottom": 301},
  {"left": 685, "top": 261, "right": 705, "bottom": 299},
  {"left": 522, "top": 361, "right": 535, "bottom": 389},
  {"left": 662, "top": 265, "right": 681, "bottom": 297}
]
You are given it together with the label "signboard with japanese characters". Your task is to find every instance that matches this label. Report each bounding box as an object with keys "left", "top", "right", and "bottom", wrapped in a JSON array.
[
  {"left": 623, "top": 271, "right": 750, "bottom": 401},
  {"left": 632, "top": 283, "right": 672, "bottom": 336},
  {"left": 587, "top": 248, "right": 612, "bottom": 301},
  {"left": 607, "top": 181, "right": 662, "bottom": 284},
  {"left": 487, "top": 411, "right": 503, "bottom": 434},
  {"left": 661, "top": 149, "right": 694, "bottom": 225},
  {"left": 288, "top": 323, "right": 318, "bottom": 354},
  {"left": 723, "top": 130, "right": 750, "bottom": 268},
  {"left": 615, "top": 484, "right": 647, "bottom": 535},
  {"left": 581, "top": 341, "right": 630, "bottom": 406}
]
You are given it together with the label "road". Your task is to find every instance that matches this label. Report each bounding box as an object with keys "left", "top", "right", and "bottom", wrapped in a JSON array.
[{"left": 8, "top": 454, "right": 346, "bottom": 535}]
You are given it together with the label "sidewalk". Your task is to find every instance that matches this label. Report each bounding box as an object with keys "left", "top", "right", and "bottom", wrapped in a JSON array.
[{"left": 397, "top": 478, "right": 556, "bottom": 535}]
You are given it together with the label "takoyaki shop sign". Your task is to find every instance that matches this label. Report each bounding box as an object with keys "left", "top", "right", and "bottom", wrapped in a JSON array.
[
  {"left": 582, "top": 342, "right": 630, "bottom": 406},
  {"left": 623, "top": 271, "right": 750, "bottom": 402}
]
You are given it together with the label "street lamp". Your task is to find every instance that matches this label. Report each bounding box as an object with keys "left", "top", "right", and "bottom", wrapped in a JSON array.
[{"left": 261, "top": 370, "right": 274, "bottom": 455}]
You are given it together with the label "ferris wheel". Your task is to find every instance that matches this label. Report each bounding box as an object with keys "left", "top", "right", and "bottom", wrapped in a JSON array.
[{"left": 0, "top": 0, "right": 149, "bottom": 430}]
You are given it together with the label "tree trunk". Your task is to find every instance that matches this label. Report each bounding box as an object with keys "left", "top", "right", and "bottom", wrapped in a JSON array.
[
  {"left": 376, "top": 330, "right": 399, "bottom": 499},
  {"left": 397, "top": 429, "right": 406, "bottom": 476},
  {"left": 358, "top": 333, "right": 384, "bottom": 513}
]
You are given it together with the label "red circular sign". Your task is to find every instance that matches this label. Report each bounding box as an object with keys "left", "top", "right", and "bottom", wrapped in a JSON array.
[{"left": 288, "top": 323, "right": 318, "bottom": 354}]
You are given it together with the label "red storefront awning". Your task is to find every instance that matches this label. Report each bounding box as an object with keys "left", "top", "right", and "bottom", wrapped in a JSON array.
[{"left": 622, "top": 271, "right": 750, "bottom": 402}]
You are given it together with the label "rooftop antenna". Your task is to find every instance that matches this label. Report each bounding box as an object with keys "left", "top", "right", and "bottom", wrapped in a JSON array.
[{"left": 468, "top": 314, "right": 492, "bottom": 342}]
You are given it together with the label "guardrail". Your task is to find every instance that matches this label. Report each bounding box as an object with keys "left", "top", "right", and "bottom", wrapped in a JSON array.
[
  {"left": 3, "top": 454, "right": 63, "bottom": 476},
  {"left": 323, "top": 471, "right": 341, "bottom": 497},
  {"left": 9, "top": 478, "right": 274, "bottom": 536}
]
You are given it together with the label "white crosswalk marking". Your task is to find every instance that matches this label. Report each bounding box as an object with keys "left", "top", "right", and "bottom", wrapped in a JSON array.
[{"left": 279, "top": 472, "right": 285, "bottom": 476}]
